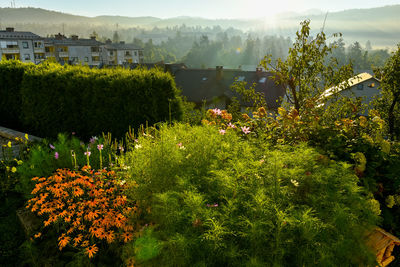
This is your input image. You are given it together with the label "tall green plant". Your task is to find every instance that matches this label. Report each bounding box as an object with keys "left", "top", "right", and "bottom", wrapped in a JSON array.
[
  {"left": 122, "top": 123, "right": 378, "bottom": 266},
  {"left": 260, "top": 20, "right": 354, "bottom": 112}
]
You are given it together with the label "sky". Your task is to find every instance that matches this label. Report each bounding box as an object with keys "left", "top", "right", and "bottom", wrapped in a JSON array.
[{"left": 1, "top": 0, "right": 400, "bottom": 18}]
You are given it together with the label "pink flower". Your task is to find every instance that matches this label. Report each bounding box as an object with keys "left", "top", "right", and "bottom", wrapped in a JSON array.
[
  {"left": 119, "top": 146, "right": 124, "bottom": 152},
  {"left": 227, "top": 122, "right": 236, "bottom": 129},
  {"left": 72, "top": 132, "right": 76, "bottom": 135},
  {"left": 54, "top": 152, "right": 59, "bottom": 159},
  {"left": 84, "top": 151, "right": 91, "bottom": 157},
  {"left": 177, "top": 142, "right": 183, "bottom": 147},
  {"left": 89, "top": 136, "right": 98, "bottom": 144},
  {"left": 97, "top": 144, "right": 103, "bottom": 151},
  {"left": 49, "top": 144, "right": 55, "bottom": 150},
  {"left": 212, "top": 108, "right": 222, "bottom": 116},
  {"left": 241, "top": 126, "right": 251, "bottom": 134},
  {"left": 219, "top": 129, "right": 226, "bottom": 135}
]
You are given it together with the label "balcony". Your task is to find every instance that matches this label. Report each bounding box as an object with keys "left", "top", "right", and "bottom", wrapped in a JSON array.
[
  {"left": 2, "top": 48, "right": 20, "bottom": 54},
  {"left": 91, "top": 52, "right": 100, "bottom": 57},
  {"left": 34, "top": 47, "right": 45, "bottom": 53},
  {"left": 45, "top": 52, "right": 55, "bottom": 58},
  {"left": 58, "top": 52, "right": 69, "bottom": 58}
]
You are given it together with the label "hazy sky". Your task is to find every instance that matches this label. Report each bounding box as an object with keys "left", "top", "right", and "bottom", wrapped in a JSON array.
[{"left": 1, "top": 0, "right": 400, "bottom": 18}]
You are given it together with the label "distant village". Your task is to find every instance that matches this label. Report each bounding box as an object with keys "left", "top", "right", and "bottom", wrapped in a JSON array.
[{"left": 0, "top": 27, "right": 380, "bottom": 110}]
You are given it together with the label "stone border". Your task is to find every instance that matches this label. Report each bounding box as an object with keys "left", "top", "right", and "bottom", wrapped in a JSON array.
[{"left": 0, "top": 126, "right": 42, "bottom": 142}]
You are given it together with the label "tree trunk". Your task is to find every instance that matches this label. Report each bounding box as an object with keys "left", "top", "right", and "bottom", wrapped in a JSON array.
[{"left": 388, "top": 94, "right": 399, "bottom": 139}]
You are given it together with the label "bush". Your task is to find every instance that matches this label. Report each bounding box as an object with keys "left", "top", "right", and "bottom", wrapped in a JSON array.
[
  {"left": 122, "top": 123, "right": 378, "bottom": 266},
  {"left": 26, "top": 167, "right": 137, "bottom": 259},
  {"left": 0, "top": 60, "right": 32, "bottom": 131},
  {"left": 16, "top": 133, "right": 119, "bottom": 198},
  {"left": 0, "top": 61, "right": 183, "bottom": 139}
]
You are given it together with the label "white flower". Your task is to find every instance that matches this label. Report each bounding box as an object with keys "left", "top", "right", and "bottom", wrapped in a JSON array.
[{"left": 291, "top": 179, "right": 299, "bottom": 187}]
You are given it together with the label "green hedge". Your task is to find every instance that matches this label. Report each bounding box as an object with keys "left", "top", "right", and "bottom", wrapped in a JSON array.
[
  {"left": 0, "top": 61, "right": 182, "bottom": 139},
  {"left": 0, "top": 60, "right": 33, "bottom": 131}
]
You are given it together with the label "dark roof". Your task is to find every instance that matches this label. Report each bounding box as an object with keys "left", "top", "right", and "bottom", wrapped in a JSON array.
[
  {"left": 0, "top": 30, "right": 42, "bottom": 39},
  {"left": 44, "top": 38, "right": 104, "bottom": 46},
  {"left": 131, "top": 62, "right": 187, "bottom": 73},
  {"left": 173, "top": 68, "right": 285, "bottom": 109},
  {"left": 104, "top": 43, "right": 142, "bottom": 50}
]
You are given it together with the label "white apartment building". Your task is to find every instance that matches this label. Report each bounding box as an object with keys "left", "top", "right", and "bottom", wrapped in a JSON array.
[
  {"left": 104, "top": 39, "right": 144, "bottom": 65},
  {"left": 1, "top": 28, "right": 144, "bottom": 67},
  {"left": 0, "top": 27, "right": 45, "bottom": 64}
]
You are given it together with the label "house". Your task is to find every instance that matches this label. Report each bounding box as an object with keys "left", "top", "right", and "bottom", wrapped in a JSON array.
[
  {"left": 44, "top": 34, "right": 106, "bottom": 67},
  {"left": 0, "top": 27, "right": 45, "bottom": 64},
  {"left": 131, "top": 64, "right": 285, "bottom": 110},
  {"left": 172, "top": 66, "right": 285, "bottom": 110},
  {"left": 104, "top": 40, "right": 143, "bottom": 65},
  {"left": 321, "top": 73, "right": 381, "bottom": 107}
]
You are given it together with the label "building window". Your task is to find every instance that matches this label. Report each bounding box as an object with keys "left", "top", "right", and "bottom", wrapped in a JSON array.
[
  {"left": 24, "top": 54, "right": 30, "bottom": 60},
  {"left": 134, "top": 51, "right": 137, "bottom": 56},
  {"left": 125, "top": 51, "right": 131, "bottom": 56},
  {"left": 22, "top": 42, "right": 29, "bottom": 49},
  {"left": 357, "top": 84, "right": 364, "bottom": 90},
  {"left": 5, "top": 41, "right": 18, "bottom": 49},
  {"left": 34, "top": 42, "right": 43, "bottom": 48},
  {"left": 34, "top": 53, "right": 44, "bottom": 59},
  {"left": 109, "top": 51, "right": 114, "bottom": 56},
  {"left": 84, "top": 57, "right": 89, "bottom": 62}
]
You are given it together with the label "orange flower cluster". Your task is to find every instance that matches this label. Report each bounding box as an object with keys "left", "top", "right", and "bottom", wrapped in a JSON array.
[{"left": 26, "top": 166, "right": 137, "bottom": 258}]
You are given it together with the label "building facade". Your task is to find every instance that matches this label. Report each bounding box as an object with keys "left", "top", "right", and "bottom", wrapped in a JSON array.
[
  {"left": 44, "top": 34, "right": 107, "bottom": 67},
  {"left": 0, "top": 27, "right": 45, "bottom": 64},
  {"left": 1, "top": 28, "right": 144, "bottom": 66},
  {"left": 104, "top": 40, "right": 143, "bottom": 65}
]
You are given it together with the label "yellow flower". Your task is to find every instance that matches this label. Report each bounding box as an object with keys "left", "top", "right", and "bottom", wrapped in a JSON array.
[
  {"left": 25, "top": 133, "right": 29, "bottom": 140},
  {"left": 7, "top": 141, "right": 12, "bottom": 148},
  {"left": 11, "top": 167, "right": 17, "bottom": 173}
]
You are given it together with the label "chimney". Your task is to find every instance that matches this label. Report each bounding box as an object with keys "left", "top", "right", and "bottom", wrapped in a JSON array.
[
  {"left": 105, "top": 39, "right": 112, "bottom": 44},
  {"left": 55, "top": 33, "right": 65, "bottom": 40},
  {"left": 256, "top": 67, "right": 263, "bottom": 77},
  {"left": 71, "top": 35, "right": 79, "bottom": 40},
  {"left": 216, "top": 66, "right": 223, "bottom": 80},
  {"left": 6, "top": 27, "right": 14, "bottom": 32},
  {"left": 164, "top": 63, "right": 172, "bottom": 74},
  {"left": 90, "top": 36, "right": 96, "bottom": 40}
]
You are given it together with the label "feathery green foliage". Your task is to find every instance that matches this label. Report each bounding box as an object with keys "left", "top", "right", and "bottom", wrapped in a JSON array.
[{"left": 122, "top": 123, "right": 378, "bottom": 266}]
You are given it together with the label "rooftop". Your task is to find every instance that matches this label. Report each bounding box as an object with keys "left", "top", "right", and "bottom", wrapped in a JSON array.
[
  {"left": 321, "top": 72, "right": 380, "bottom": 98},
  {"left": 0, "top": 29, "right": 42, "bottom": 40}
]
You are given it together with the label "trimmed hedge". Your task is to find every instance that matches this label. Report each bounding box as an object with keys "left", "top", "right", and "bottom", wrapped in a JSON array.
[
  {"left": 0, "top": 61, "right": 182, "bottom": 139},
  {"left": 0, "top": 61, "right": 33, "bottom": 131}
]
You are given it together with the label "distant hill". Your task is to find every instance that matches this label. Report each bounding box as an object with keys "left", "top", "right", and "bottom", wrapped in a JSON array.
[{"left": 0, "top": 6, "right": 399, "bottom": 47}]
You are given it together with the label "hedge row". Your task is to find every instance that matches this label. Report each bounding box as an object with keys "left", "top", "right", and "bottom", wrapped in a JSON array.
[
  {"left": 0, "top": 61, "right": 33, "bottom": 131},
  {"left": 0, "top": 61, "right": 183, "bottom": 139}
]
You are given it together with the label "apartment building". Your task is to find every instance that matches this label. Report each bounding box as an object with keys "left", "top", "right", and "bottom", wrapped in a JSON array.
[
  {"left": 104, "top": 39, "right": 144, "bottom": 65},
  {"left": 44, "top": 34, "right": 107, "bottom": 67},
  {"left": 1, "top": 28, "right": 144, "bottom": 66},
  {"left": 0, "top": 27, "right": 45, "bottom": 64}
]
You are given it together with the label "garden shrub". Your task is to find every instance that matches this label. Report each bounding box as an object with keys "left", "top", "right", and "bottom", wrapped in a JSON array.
[
  {"left": 16, "top": 133, "right": 117, "bottom": 198},
  {"left": 0, "top": 61, "right": 183, "bottom": 139},
  {"left": 122, "top": 123, "right": 378, "bottom": 266},
  {"left": 26, "top": 166, "right": 137, "bottom": 259},
  {"left": 0, "top": 60, "right": 32, "bottom": 131}
]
